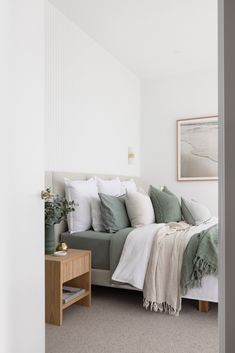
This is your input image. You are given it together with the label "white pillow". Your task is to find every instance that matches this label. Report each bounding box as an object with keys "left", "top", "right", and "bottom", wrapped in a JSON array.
[
  {"left": 96, "top": 177, "right": 123, "bottom": 196},
  {"left": 64, "top": 178, "right": 98, "bottom": 233},
  {"left": 121, "top": 179, "right": 137, "bottom": 193},
  {"left": 125, "top": 191, "right": 155, "bottom": 227},
  {"left": 91, "top": 198, "right": 105, "bottom": 232},
  {"left": 181, "top": 198, "right": 212, "bottom": 226}
]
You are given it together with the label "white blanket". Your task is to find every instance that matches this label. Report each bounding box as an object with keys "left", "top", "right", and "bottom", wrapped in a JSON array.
[
  {"left": 112, "top": 218, "right": 218, "bottom": 313},
  {"left": 112, "top": 223, "right": 165, "bottom": 289}
]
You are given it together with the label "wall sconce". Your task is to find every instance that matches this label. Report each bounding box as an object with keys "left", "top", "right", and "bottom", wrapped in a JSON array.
[{"left": 128, "top": 147, "right": 135, "bottom": 165}]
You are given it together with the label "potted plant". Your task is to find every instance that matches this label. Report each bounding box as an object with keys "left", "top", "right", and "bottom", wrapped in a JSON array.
[{"left": 44, "top": 188, "right": 75, "bottom": 254}]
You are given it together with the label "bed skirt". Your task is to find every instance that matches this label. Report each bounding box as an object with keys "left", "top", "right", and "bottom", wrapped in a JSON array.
[{"left": 91, "top": 268, "right": 218, "bottom": 302}]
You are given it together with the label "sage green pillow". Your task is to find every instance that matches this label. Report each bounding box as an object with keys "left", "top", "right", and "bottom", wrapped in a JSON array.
[
  {"left": 99, "top": 193, "right": 130, "bottom": 233},
  {"left": 181, "top": 197, "right": 211, "bottom": 226},
  {"left": 150, "top": 185, "right": 181, "bottom": 223}
]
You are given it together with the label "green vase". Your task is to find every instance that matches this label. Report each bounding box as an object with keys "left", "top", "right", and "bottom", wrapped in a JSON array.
[{"left": 45, "top": 224, "right": 55, "bottom": 254}]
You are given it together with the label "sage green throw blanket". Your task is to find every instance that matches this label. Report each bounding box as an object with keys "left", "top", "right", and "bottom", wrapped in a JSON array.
[{"left": 181, "top": 224, "right": 218, "bottom": 295}]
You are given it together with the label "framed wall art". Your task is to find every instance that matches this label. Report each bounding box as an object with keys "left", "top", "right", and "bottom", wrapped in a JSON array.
[{"left": 177, "top": 116, "right": 218, "bottom": 181}]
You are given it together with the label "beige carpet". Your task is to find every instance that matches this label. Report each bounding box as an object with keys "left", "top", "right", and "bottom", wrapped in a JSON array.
[{"left": 46, "top": 286, "right": 218, "bottom": 353}]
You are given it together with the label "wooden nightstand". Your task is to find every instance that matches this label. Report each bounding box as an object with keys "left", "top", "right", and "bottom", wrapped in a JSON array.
[{"left": 45, "top": 249, "right": 91, "bottom": 326}]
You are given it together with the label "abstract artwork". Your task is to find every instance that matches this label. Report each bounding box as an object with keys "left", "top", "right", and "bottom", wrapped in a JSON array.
[{"left": 177, "top": 116, "right": 218, "bottom": 181}]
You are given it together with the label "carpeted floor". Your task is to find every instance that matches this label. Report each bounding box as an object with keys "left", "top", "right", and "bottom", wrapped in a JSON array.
[{"left": 46, "top": 286, "right": 218, "bottom": 353}]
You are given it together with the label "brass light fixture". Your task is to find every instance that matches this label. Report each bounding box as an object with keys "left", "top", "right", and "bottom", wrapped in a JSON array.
[{"left": 128, "top": 146, "right": 135, "bottom": 165}]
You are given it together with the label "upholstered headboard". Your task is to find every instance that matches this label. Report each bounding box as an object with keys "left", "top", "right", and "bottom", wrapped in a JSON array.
[{"left": 45, "top": 171, "right": 148, "bottom": 242}]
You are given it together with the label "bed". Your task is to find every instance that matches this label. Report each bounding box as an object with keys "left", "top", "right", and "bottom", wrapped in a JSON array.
[{"left": 45, "top": 171, "right": 218, "bottom": 311}]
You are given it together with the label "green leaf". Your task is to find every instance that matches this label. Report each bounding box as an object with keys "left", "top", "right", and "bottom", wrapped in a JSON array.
[{"left": 44, "top": 192, "right": 76, "bottom": 225}]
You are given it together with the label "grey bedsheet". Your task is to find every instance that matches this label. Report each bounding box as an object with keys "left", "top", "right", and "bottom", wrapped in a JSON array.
[
  {"left": 61, "top": 228, "right": 133, "bottom": 272},
  {"left": 61, "top": 230, "right": 112, "bottom": 270}
]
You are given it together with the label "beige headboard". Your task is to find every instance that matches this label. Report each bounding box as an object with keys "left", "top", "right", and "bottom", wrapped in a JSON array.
[{"left": 45, "top": 171, "right": 148, "bottom": 242}]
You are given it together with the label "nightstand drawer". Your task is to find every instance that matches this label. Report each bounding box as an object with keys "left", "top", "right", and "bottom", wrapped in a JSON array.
[
  {"left": 62, "top": 261, "right": 73, "bottom": 282},
  {"left": 72, "top": 254, "right": 90, "bottom": 277}
]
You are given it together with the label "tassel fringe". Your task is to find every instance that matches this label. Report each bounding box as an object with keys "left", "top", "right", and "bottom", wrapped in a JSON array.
[
  {"left": 181, "top": 255, "right": 217, "bottom": 295},
  {"left": 143, "top": 298, "right": 179, "bottom": 316}
]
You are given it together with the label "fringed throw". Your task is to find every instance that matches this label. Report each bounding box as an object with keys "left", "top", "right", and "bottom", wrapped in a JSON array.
[
  {"left": 143, "top": 223, "right": 192, "bottom": 316},
  {"left": 181, "top": 224, "right": 218, "bottom": 295},
  {"left": 143, "top": 299, "right": 179, "bottom": 316}
]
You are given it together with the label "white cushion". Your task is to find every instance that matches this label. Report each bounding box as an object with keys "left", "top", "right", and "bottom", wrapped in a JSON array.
[
  {"left": 181, "top": 198, "right": 212, "bottom": 226},
  {"left": 64, "top": 178, "right": 98, "bottom": 232},
  {"left": 96, "top": 177, "right": 123, "bottom": 196},
  {"left": 91, "top": 198, "right": 105, "bottom": 232},
  {"left": 121, "top": 179, "right": 137, "bottom": 193},
  {"left": 125, "top": 191, "right": 155, "bottom": 227}
]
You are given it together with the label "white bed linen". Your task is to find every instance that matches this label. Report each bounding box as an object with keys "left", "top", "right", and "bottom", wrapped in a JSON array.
[
  {"left": 112, "top": 223, "right": 164, "bottom": 289},
  {"left": 112, "top": 218, "right": 218, "bottom": 301},
  {"left": 183, "top": 275, "right": 218, "bottom": 302}
]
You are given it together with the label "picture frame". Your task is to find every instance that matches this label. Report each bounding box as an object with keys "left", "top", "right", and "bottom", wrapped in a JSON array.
[{"left": 177, "top": 116, "right": 218, "bottom": 181}]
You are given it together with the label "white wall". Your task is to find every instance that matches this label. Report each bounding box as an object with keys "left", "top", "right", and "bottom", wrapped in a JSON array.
[
  {"left": 46, "top": 3, "right": 141, "bottom": 176},
  {"left": 46, "top": 4, "right": 218, "bottom": 217},
  {"left": 141, "top": 70, "right": 218, "bottom": 216},
  {"left": 3, "top": 1, "right": 45, "bottom": 353}
]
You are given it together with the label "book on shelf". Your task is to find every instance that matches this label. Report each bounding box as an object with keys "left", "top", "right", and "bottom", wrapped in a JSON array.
[{"left": 62, "top": 286, "right": 86, "bottom": 304}]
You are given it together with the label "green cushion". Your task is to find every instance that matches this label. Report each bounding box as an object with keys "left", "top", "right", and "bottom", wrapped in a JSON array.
[
  {"left": 181, "top": 197, "right": 211, "bottom": 226},
  {"left": 99, "top": 193, "right": 130, "bottom": 233},
  {"left": 150, "top": 185, "right": 181, "bottom": 223}
]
